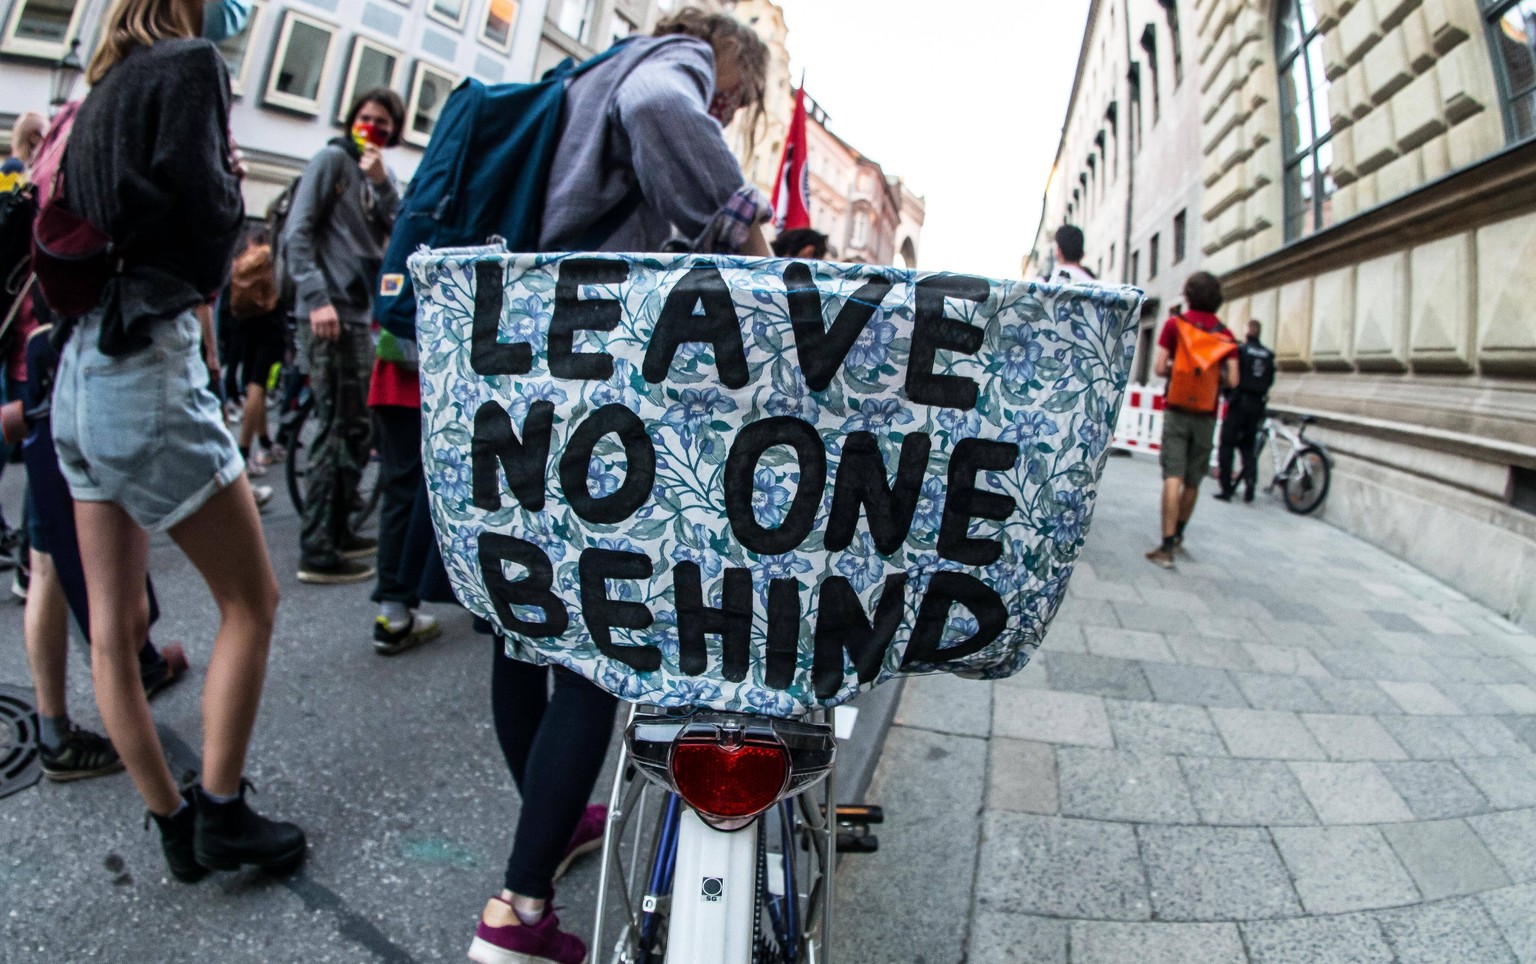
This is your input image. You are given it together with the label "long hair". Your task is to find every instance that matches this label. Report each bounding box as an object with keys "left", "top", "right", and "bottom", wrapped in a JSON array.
[
  {"left": 653, "top": 7, "right": 769, "bottom": 157},
  {"left": 86, "top": 0, "right": 202, "bottom": 85},
  {"left": 344, "top": 88, "right": 407, "bottom": 148}
]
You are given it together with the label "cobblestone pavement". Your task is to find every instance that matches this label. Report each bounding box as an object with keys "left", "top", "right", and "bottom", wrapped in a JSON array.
[{"left": 834, "top": 453, "right": 1536, "bottom": 964}]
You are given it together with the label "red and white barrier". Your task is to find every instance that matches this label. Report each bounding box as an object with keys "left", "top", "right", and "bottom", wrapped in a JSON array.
[{"left": 1112, "top": 385, "right": 1226, "bottom": 469}]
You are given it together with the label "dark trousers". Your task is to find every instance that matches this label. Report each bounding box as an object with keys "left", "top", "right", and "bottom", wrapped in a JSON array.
[
  {"left": 371, "top": 405, "right": 451, "bottom": 608},
  {"left": 299, "top": 321, "right": 373, "bottom": 566},
  {"left": 492, "top": 646, "right": 619, "bottom": 899},
  {"left": 1218, "top": 394, "right": 1266, "bottom": 496},
  {"left": 23, "top": 419, "right": 162, "bottom": 667}
]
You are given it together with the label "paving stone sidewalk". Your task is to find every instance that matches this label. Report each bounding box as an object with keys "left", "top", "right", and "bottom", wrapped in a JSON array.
[{"left": 833, "top": 454, "right": 1536, "bottom": 964}]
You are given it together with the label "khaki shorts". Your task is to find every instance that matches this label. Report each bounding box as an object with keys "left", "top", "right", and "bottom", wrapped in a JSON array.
[{"left": 1160, "top": 408, "right": 1218, "bottom": 487}]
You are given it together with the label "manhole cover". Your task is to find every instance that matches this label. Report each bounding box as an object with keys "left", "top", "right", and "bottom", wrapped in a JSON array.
[{"left": 0, "top": 684, "right": 42, "bottom": 800}]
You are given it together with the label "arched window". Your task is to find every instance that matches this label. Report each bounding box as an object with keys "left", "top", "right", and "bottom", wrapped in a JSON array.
[{"left": 1276, "top": 0, "right": 1335, "bottom": 240}]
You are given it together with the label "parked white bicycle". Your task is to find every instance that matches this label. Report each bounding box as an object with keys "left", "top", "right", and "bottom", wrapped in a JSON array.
[{"left": 1254, "top": 414, "right": 1332, "bottom": 515}]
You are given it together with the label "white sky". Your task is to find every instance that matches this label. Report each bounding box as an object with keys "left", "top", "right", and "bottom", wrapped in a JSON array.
[{"left": 771, "top": 0, "right": 1091, "bottom": 280}]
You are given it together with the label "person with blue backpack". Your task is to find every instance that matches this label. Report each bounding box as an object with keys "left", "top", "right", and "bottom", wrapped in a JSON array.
[{"left": 367, "top": 8, "right": 770, "bottom": 962}]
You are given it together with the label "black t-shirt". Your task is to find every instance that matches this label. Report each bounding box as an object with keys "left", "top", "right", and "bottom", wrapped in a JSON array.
[{"left": 1236, "top": 339, "right": 1276, "bottom": 398}]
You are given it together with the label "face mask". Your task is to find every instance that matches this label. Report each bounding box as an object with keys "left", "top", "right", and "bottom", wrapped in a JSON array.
[{"left": 203, "top": 0, "right": 252, "bottom": 43}]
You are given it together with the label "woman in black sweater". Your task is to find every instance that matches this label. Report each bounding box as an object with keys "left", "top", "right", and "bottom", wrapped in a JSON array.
[{"left": 49, "top": 0, "right": 304, "bottom": 881}]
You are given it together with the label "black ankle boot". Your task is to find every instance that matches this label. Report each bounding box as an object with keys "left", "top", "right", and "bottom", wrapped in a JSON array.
[
  {"left": 193, "top": 781, "right": 307, "bottom": 875},
  {"left": 148, "top": 789, "right": 207, "bottom": 883}
]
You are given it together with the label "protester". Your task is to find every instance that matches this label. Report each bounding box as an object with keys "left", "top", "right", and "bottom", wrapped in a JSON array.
[
  {"left": 1048, "top": 224, "right": 1096, "bottom": 284},
  {"left": 1145, "top": 271, "right": 1238, "bottom": 569},
  {"left": 1215, "top": 319, "right": 1275, "bottom": 503},
  {"left": 226, "top": 225, "right": 287, "bottom": 476},
  {"left": 283, "top": 88, "right": 404, "bottom": 585},
  {"left": 0, "top": 112, "right": 46, "bottom": 191},
  {"left": 18, "top": 325, "right": 187, "bottom": 781},
  {"left": 47, "top": 0, "right": 303, "bottom": 881},
  {"left": 771, "top": 226, "right": 828, "bottom": 259},
  {"left": 468, "top": 10, "right": 772, "bottom": 964}
]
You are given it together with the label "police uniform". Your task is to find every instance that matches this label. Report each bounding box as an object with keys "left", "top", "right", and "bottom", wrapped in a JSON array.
[{"left": 1217, "top": 337, "right": 1276, "bottom": 500}]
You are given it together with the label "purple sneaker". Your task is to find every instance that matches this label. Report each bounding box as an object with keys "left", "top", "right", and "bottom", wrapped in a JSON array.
[
  {"left": 552, "top": 804, "right": 607, "bottom": 882},
  {"left": 468, "top": 899, "right": 587, "bottom": 964}
]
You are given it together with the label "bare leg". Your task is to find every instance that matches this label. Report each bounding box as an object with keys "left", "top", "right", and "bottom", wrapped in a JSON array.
[
  {"left": 1178, "top": 485, "right": 1200, "bottom": 527},
  {"left": 238, "top": 385, "right": 267, "bottom": 452},
  {"left": 167, "top": 476, "right": 279, "bottom": 798},
  {"left": 1160, "top": 477, "right": 1183, "bottom": 540},
  {"left": 24, "top": 550, "right": 69, "bottom": 719},
  {"left": 76, "top": 501, "right": 178, "bottom": 815}
]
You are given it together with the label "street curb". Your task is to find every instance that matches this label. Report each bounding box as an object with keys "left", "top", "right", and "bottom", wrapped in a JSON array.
[{"left": 836, "top": 678, "right": 904, "bottom": 805}]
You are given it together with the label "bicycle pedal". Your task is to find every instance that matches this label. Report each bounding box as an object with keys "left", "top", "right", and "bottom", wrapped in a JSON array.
[
  {"left": 822, "top": 804, "right": 884, "bottom": 826},
  {"left": 835, "top": 831, "right": 878, "bottom": 854}
]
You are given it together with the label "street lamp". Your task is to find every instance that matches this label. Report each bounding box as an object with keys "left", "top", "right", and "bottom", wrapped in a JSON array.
[{"left": 49, "top": 40, "right": 83, "bottom": 114}]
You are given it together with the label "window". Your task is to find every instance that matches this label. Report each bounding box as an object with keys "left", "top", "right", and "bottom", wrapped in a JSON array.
[
  {"left": 851, "top": 211, "right": 870, "bottom": 249},
  {"left": 610, "top": 12, "right": 636, "bottom": 48},
  {"left": 1149, "top": 233, "right": 1161, "bottom": 279},
  {"left": 1173, "top": 210, "right": 1187, "bottom": 264},
  {"left": 1276, "top": 0, "right": 1335, "bottom": 240},
  {"left": 405, "top": 61, "right": 459, "bottom": 148},
  {"left": 1487, "top": 0, "right": 1536, "bottom": 141},
  {"left": 1, "top": 0, "right": 87, "bottom": 58},
  {"left": 1128, "top": 63, "right": 1144, "bottom": 149},
  {"left": 1140, "top": 25, "right": 1160, "bottom": 122},
  {"left": 429, "top": 0, "right": 470, "bottom": 29},
  {"left": 1131, "top": 250, "right": 1141, "bottom": 286},
  {"left": 480, "top": 0, "right": 520, "bottom": 52},
  {"left": 1160, "top": 0, "right": 1183, "bottom": 86},
  {"left": 216, "top": 0, "right": 267, "bottom": 97},
  {"left": 335, "top": 37, "right": 401, "bottom": 124},
  {"left": 555, "top": 0, "right": 596, "bottom": 44},
  {"left": 264, "top": 10, "right": 338, "bottom": 115}
]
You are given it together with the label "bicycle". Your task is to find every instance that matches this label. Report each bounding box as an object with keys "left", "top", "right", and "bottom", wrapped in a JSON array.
[
  {"left": 1254, "top": 413, "right": 1332, "bottom": 514},
  {"left": 272, "top": 365, "right": 383, "bottom": 532},
  {"left": 592, "top": 706, "right": 878, "bottom": 964}
]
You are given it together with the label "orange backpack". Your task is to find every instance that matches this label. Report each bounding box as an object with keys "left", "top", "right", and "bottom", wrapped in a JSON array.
[
  {"left": 1166, "top": 315, "right": 1236, "bottom": 414},
  {"left": 229, "top": 242, "right": 279, "bottom": 320}
]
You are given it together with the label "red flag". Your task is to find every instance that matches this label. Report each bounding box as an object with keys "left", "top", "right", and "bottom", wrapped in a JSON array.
[{"left": 772, "top": 84, "right": 812, "bottom": 232}]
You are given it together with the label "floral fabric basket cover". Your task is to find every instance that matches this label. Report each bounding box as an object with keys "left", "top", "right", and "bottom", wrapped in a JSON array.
[{"left": 410, "top": 249, "right": 1142, "bottom": 717}]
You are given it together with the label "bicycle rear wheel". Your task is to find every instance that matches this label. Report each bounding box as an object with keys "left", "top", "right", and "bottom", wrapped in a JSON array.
[{"left": 1282, "top": 446, "right": 1330, "bottom": 515}]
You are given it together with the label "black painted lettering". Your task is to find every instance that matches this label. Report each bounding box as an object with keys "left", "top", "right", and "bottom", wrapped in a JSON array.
[
  {"left": 478, "top": 533, "right": 568, "bottom": 638},
  {"left": 765, "top": 578, "right": 801, "bottom": 691},
  {"left": 900, "top": 571, "right": 1008, "bottom": 667},
  {"left": 674, "top": 563, "right": 754, "bottom": 681},
  {"left": 550, "top": 257, "right": 628, "bottom": 379},
  {"left": 642, "top": 263, "right": 749, "bottom": 388},
  {"left": 783, "top": 262, "right": 895, "bottom": 391},
  {"left": 937, "top": 438, "right": 1020, "bottom": 566},
  {"left": 578, "top": 548, "right": 658, "bottom": 672},
  {"left": 723, "top": 417, "right": 827, "bottom": 554},
  {"left": 813, "top": 575, "right": 907, "bottom": 699},
  {"left": 825, "top": 432, "right": 931, "bottom": 554},
  {"left": 905, "top": 275, "right": 990, "bottom": 409},
  {"left": 558, "top": 404, "right": 656, "bottom": 524},
  {"left": 471, "top": 260, "right": 531, "bottom": 375},
  {"left": 472, "top": 400, "right": 553, "bottom": 512}
]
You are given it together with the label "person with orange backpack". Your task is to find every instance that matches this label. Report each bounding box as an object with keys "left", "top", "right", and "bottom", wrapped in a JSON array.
[{"left": 1146, "top": 271, "right": 1239, "bottom": 569}]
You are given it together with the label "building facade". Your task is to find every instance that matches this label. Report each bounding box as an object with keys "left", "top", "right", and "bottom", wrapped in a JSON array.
[{"left": 1033, "top": 0, "right": 1536, "bottom": 628}]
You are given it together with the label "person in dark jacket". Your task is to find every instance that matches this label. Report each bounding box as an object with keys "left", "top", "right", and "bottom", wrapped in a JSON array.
[
  {"left": 1215, "top": 320, "right": 1276, "bottom": 502},
  {"left": 283, "top": 88, "right": 404, "bottom": 586},
  {"left": 48, "top": 0, "right": 303, "bottom": 884}
]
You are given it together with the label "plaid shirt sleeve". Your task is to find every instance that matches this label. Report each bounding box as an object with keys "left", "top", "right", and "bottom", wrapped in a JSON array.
[{"left": 692, "top": 185, "right": 771, "bottom": 255}]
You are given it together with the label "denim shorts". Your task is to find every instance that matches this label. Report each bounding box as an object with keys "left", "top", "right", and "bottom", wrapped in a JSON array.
[{"left": 52, "top": 309, "right": 244, "bottom": 532}]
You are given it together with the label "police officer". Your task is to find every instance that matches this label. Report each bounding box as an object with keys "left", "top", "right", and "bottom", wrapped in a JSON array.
[{"left": 1215, "top": 320, "right": 1276, "bottom": 502}]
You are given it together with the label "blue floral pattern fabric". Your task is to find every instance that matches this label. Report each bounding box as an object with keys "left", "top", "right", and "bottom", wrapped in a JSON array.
[{"left": 411, "top": 250, "right": 1142, "bottom": 716}]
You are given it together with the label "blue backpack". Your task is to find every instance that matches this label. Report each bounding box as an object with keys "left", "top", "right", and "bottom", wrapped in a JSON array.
[{"left": 374, "top": 41, "right": 642, "bottom": 339}]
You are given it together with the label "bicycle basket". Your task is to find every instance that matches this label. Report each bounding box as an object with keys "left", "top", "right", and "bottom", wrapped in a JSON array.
[{"left": 410, "top": 250, "right": 1143, "bottom": 716}]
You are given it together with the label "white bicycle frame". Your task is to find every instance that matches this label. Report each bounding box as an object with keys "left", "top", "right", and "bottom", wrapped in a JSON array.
[{"left": 593, "top": 706, "right": 839, "bottom": 964}]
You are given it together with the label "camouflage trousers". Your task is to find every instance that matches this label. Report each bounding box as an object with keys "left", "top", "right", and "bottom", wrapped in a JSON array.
[{"left": 297, "top": 318, "right": 374, "bottom": 566}]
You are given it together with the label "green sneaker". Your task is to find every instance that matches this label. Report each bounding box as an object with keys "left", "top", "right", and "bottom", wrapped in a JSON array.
[
  {"left": 40, "top": 726, "right": 124, "bottom": 782},
  {"left": 374, "top": 612, "right": 441, "bottom": 655}
]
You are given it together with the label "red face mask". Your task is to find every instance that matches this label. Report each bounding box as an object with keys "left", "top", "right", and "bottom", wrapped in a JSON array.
[{"left": 708, "top": 88, "right": 741, "bottom": 125}]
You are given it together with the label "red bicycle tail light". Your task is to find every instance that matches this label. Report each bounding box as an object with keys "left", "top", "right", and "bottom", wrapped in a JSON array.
[{"left": 671, "top": 736, "right": 789, "bottom": 822}]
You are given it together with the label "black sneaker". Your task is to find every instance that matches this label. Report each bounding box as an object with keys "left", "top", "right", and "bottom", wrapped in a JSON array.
[
  {"left": 147, "top": 788, "right": 207, "bottom": 883},
  {"left": 339, "top": 534, "right": 378, "bottom": 560},
  {"left": 297, "top": 558, "right": 375, "bottom": 585},
  {"left": 40, "top": 726, "right": 125, "bottom": 782},
  {"left": 374, "top": 612, "right": 442, "bottom": 655},
  {"left": 1212, "top": 490, "right": 1234, "bottom": 502},
  {"left": 194, "top": 781, "right": 307, "bottom": 875},
  {"left": 1243, "top": 487, "right": 1255, "bottom": 503}
]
